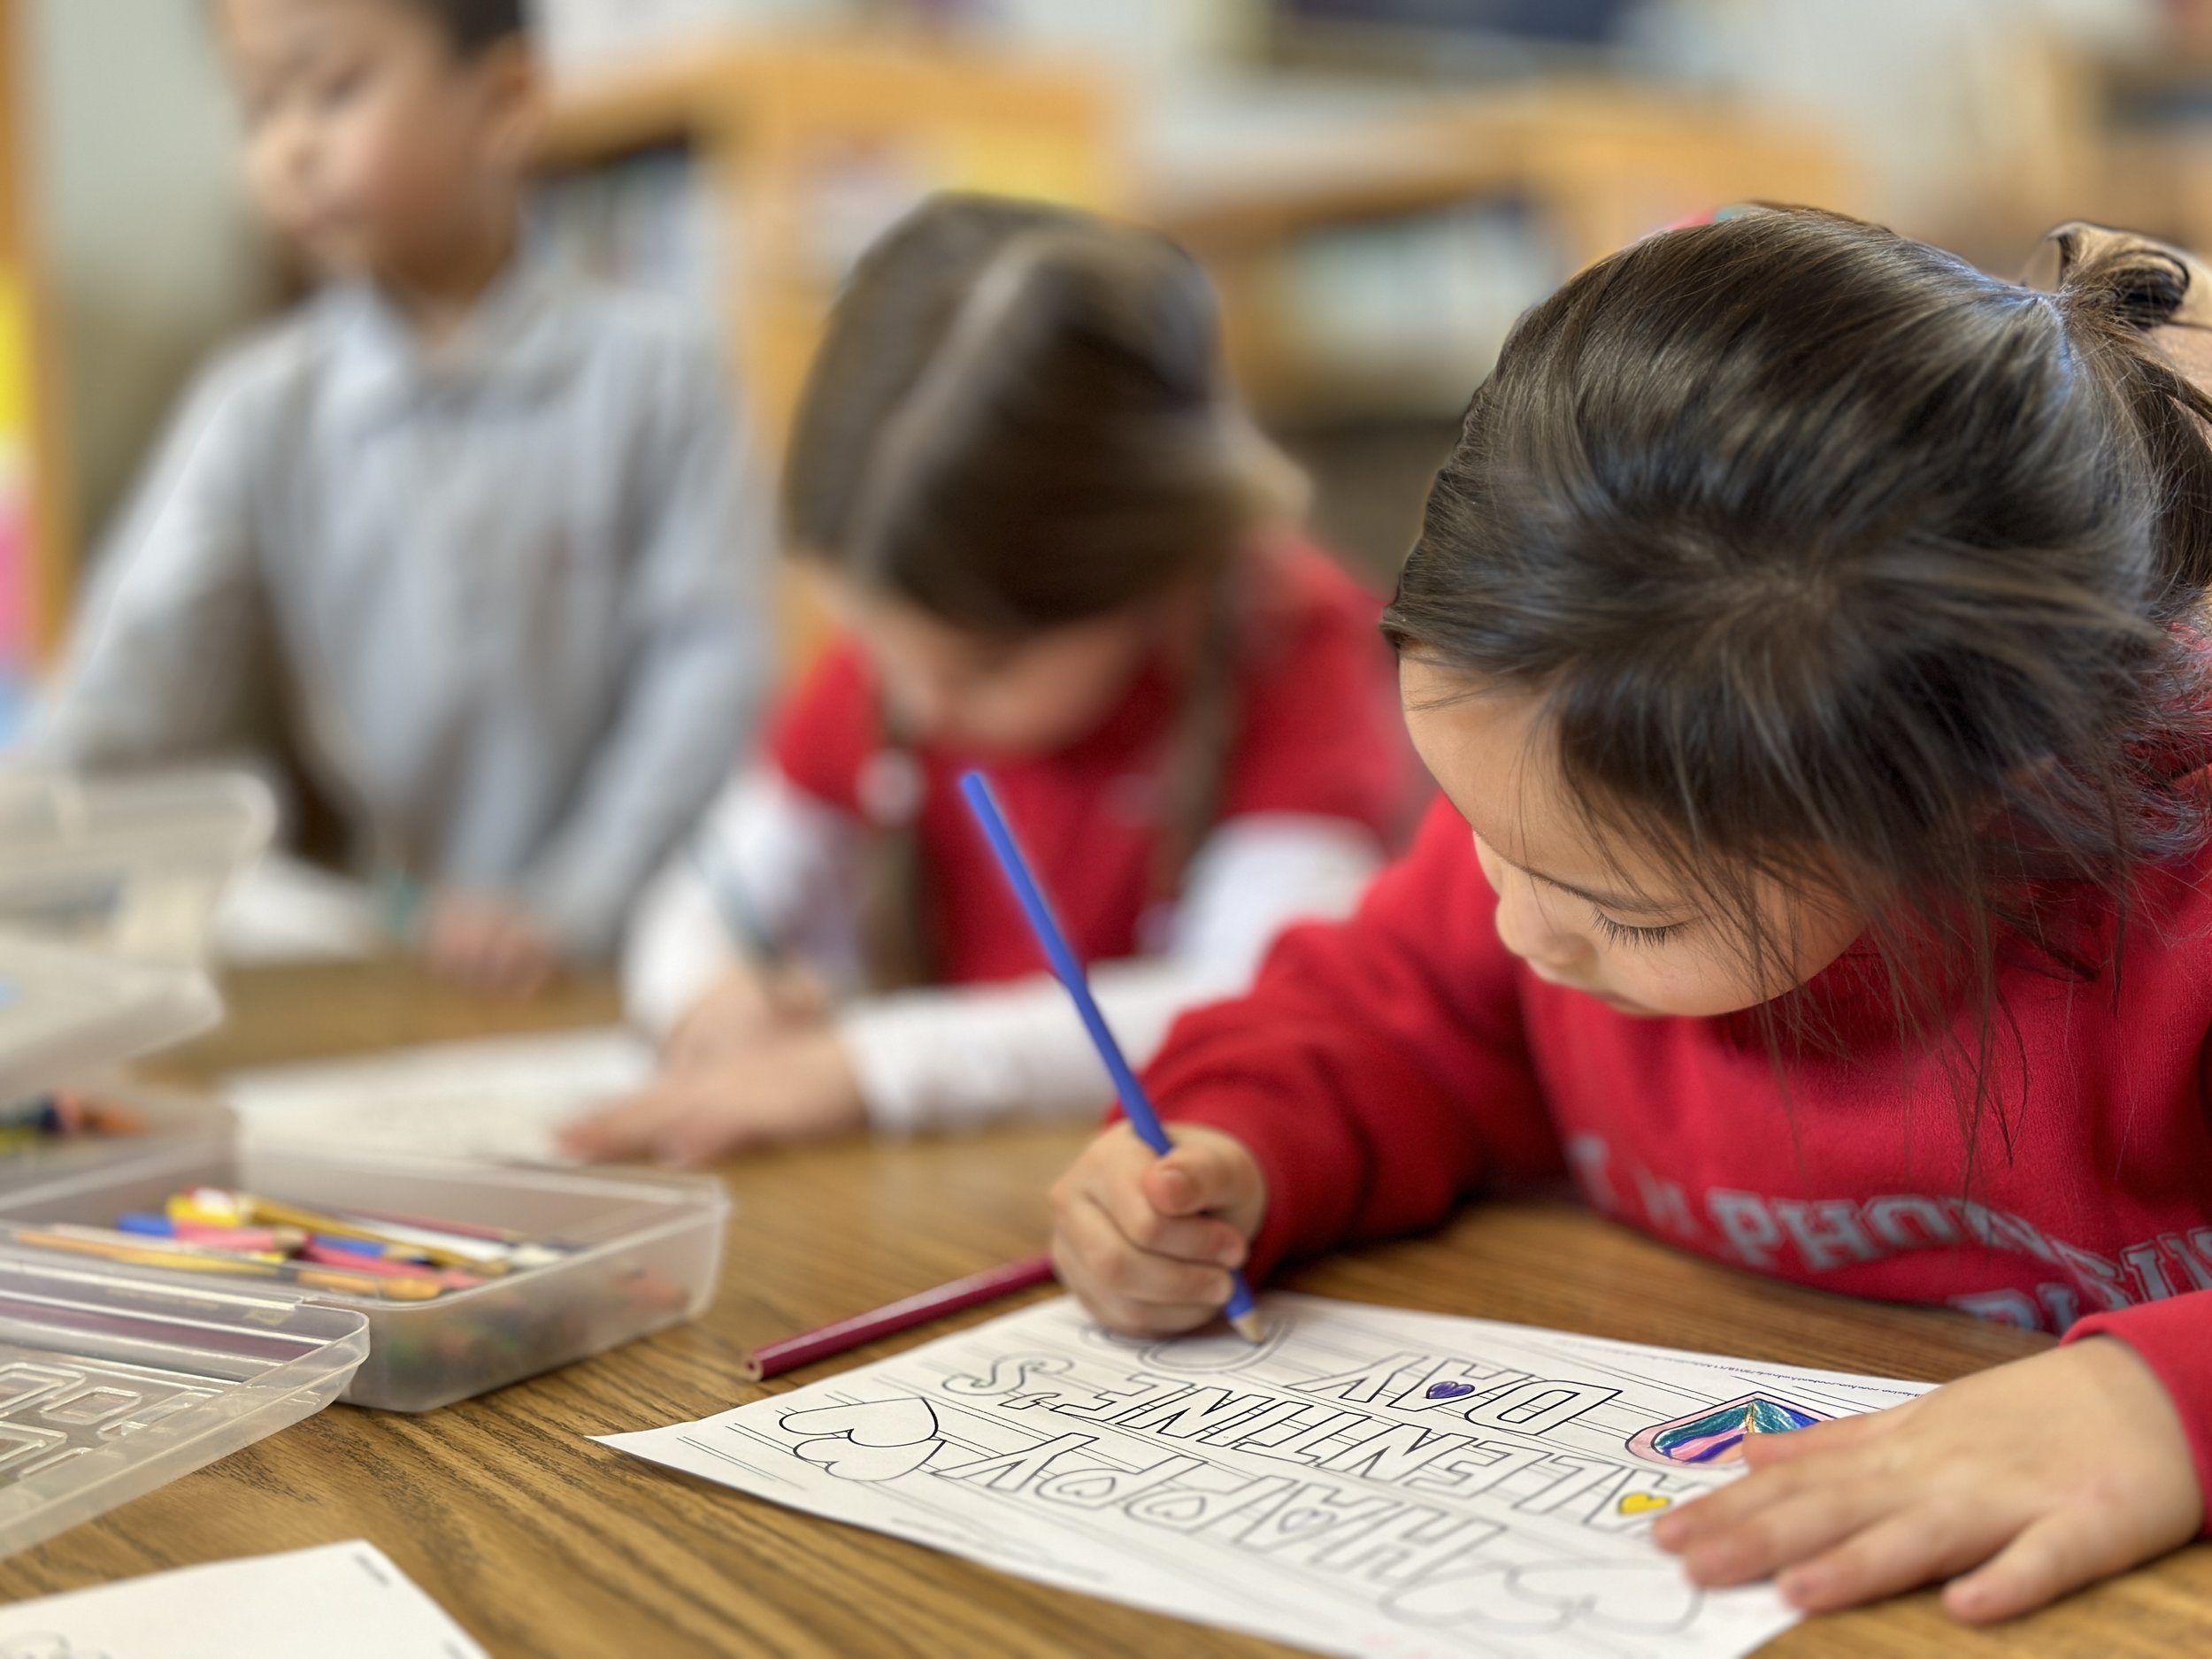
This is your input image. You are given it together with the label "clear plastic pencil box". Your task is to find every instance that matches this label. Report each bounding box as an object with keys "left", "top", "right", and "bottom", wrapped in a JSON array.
[
  {"left": 0, "top": 933, "right": 727, "bottom": 1557},
  {"left": 0, "top": 768, "right": 276, "bottom": 964}
]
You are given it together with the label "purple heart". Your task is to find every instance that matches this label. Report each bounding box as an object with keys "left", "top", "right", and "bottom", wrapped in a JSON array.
[{"left": 1426, "top": 1381, "right": 1479, "bottom": 1401}]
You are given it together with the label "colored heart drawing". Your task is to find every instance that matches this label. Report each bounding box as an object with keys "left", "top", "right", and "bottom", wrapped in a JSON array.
[
  {"left": 795, "top": 1435, "right": 939, "bottom": 1482},
  {"left": 780, "top": 1396, "right": 939, "bottom": 1448},
  {"left": 1617, "top": 1492, "right": 1673, "bottom": 1517},
  {"left": 1385, "top": 1557, "right": 1701, "bottom": 1634},
  {"left": 1625, "top": 1393, "right": 1827, "bottom": 1467},
  {"left": 1425, "top": 1381, "right": 1479, "bottom": 1401}
]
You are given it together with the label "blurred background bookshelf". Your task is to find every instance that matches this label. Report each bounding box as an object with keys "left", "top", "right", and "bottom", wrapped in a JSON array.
[{"left": 19, "top": 0, "right": 2212, "bottom": 680}]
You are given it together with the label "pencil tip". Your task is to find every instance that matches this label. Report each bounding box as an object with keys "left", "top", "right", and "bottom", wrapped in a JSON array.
[{"left": 1229, "top": 1310, "right": 1265, "bottom": 1344}]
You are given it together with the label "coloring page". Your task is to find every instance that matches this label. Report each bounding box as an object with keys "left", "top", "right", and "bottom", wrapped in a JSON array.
[
  {"left": 223, "top": 1027, "right": 650, "bottom": 1164},
  {"left": 0, "top": 1540, "right": 485, "bottom": 1659},
  {"left": 601, "top": 1294, "right": 1932, "bottom": 1659}
]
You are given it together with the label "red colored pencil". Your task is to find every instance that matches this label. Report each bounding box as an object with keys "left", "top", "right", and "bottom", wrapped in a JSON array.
[{"left": 742, "top": 1254, "right": 1056, "bottom": 1381}]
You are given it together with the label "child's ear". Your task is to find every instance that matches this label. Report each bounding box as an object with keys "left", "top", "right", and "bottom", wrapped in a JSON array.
[{"left": 473, "top": 37, "right": 544, "bottom": 176}]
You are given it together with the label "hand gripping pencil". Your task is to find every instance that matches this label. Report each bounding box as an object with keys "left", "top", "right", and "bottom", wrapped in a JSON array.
[{"left": 959, "top": 771, "right": 1263, "bottom": 1342}]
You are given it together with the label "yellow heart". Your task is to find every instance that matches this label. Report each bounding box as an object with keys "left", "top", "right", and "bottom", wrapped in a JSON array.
[{"left": 1617, "top": 1492, "right": 1674, "bottom": 1517}]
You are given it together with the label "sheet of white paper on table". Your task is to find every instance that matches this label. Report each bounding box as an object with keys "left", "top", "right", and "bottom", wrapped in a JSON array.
[
  {"left": 0, "top": 1540, "right": 486, "bottom": 1659},
  {"left": 211, "top": 855, "right": 382, "bottom": 965},
  {"left": 599, "top": 1293, "right": 1932, "bottom": 1659},
  {"left": 223, "top": 1027, "right": 652, "bottom": 1164}
]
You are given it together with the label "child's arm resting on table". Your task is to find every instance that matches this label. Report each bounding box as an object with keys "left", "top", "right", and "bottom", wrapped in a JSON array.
[
  {"left": 29, "top": 356, "right": 270, "bottom": 766},
  {"left": 1051, "top": 796, "right": 1563, "bottom": 1331},
  {"left": 618, "top": 764, "right": 864, "bottom": 1047},
  {"left": 561, "top": 764, "right": 864, "bottom": 1163},
  {"left": 582, "top": 809, "right": 1381, "bottom": 1162}
]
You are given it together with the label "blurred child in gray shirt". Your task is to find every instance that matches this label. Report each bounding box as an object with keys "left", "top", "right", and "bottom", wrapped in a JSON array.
[{"left": 34, "top": 0, "right": 772, "bottom": 993}]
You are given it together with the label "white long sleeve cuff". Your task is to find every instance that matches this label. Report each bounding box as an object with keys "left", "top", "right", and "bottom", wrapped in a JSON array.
[
  {"left": 837, "top": 814, "right": 1382, "bottom": 1133},
  {"left": 621, "top": 765, "right": 864, "bottom": 1033}
]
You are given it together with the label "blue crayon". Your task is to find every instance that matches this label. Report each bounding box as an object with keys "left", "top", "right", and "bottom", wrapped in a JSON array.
[{"left": 958, "top": 770, "right": 1263, "bottom": 1342}]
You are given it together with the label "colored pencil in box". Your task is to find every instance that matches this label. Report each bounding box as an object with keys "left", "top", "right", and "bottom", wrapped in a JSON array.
[
  {"left": 742, "top": 1255, "right": 1057, "bottom": 1381},
  {"left": 7, "top": 1227, "right": 442, "bottom": 1300},
  {"left": 957, "top": 770, "right": 1264, "bottom": 1342}
]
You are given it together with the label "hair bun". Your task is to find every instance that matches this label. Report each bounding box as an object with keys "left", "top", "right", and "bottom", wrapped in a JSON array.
[{"left": 2040, "top": 221, "right": 2196, "bottom": 333}]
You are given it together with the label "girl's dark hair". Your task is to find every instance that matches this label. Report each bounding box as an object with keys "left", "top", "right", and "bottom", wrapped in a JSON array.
[
  {"left": 1386, "top": 208, "right": 2212, "bottom": 1148},
  {"left": 787, "top": 192, "right": 1302, "bottom": 986},
  {"left": 408, "top": 0, "right": 527, "bottom": 56}
]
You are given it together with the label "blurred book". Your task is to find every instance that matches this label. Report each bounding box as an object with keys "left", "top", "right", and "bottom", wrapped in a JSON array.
[{"left": 223, "top": 1027, "right": 653, "bottom": 1165}]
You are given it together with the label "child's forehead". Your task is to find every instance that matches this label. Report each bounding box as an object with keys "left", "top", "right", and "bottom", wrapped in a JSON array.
[
  {"left": 217, "top": 0, "right": 428, "bottom": 59},
  {"left": 1397, "top": 658, "right": 1685, "bottom": 908}
]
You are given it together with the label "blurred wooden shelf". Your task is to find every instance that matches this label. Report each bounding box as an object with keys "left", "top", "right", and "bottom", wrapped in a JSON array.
[{"left": 535, "top": 38, "right": 1126, "bottom": 672}]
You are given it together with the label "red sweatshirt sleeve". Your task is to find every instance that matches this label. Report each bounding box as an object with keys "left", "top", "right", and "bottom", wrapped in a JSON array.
[
  {"left": 1144, "top": 795, "right": 1565, "bottom": 1279},
  {"left": 765, "top": 637, "right": 876, "bottom": 814},
  {"left": 2064, "top": 1293, "right": 2212, "bottom": 1534}
]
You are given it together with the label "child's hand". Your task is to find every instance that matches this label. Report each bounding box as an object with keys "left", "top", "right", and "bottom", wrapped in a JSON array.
[
  {"left": 1048, "top": 1123, "right": 1267, "bottom": 1338},
  {"left": 421, "top": 892, "right": 561, "bottom": 996},
  {"left": 1653, "top": 1337, "right": 2202, "bottom": 1623},
  {"left": 663, "top": 964, "right": 831, "bottom": 1071},
  {"left": 558, "top": 1026, "right": 865, "bottom": 1165}
]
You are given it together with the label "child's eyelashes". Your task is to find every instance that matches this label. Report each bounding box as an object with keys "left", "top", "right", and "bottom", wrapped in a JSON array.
[{"left": 1590, "top": 911, "right": 1689, "bottom": 949}]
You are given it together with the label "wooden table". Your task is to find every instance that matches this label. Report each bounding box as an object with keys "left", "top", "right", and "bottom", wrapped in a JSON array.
[{"left": 0, "top": 959, "right": 2203, "bottom": 1655}]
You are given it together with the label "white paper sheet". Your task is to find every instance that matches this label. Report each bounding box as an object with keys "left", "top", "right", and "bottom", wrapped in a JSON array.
[
  {"left": 0, "top": 1540, "right": 487, "bottom": 1658},
  {"left": 211, "top": 856, "right": 382, "bottom": 965},
  {"left": 223, "top": 1028, "right": 652, "bottom": 1164},
  {"left": 601, "top": 1293, "right": 1932, "bottom": 1659}
]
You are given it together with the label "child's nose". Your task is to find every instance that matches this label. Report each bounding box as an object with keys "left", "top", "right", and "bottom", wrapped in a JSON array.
[{"left": 1493, "top": 876, "right": 1584, "bottom": 970}]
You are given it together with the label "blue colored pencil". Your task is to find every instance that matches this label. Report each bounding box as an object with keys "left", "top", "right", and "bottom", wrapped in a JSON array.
[{"left": 958, "top": 770, "right": 1263, "bottom": 1342}]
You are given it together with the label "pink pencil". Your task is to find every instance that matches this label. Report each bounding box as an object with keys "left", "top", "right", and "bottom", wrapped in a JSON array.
[{"left": 743, "top": 1254, "right": 1056, "bottom": 1381}]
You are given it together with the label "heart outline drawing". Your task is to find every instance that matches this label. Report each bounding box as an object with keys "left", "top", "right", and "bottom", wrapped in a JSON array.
[
  {"left": 781, "top": 1396, "right": 942, "bottom": 1483},
  {"left": 1384, "top": 1557, "right": 1701, "bottom": 1634}
]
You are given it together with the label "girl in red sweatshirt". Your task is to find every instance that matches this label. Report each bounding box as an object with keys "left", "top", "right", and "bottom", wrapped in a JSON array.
[
  {"left": 1050, "top": 210, "right": 2212, "bottom": 1624},
  {"left": 565, "top": 194, "right": 1409, "bottom": 1164}
]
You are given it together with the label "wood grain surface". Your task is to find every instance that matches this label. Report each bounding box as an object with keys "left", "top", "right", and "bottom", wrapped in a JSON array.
[{"left": 0, "top": 959, "right": 2198, "bottom": 1655}]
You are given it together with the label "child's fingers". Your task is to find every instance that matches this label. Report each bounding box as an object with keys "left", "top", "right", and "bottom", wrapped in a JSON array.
[
  {"left": 651, "top": 1083, "right": 764, "bottom": 1167},
  {"left": 1654, "top": 1451, "right": 1824, "bottom": 1552},
  {"left": 1779, "top": 1502, "right": 2004, "bottom": 1614},
  {"left": 1738, "top": 1404, "right": 1904, "bottom": 1469},
  {"left": 1091, "top": 1172, "right": 1248, "bottom": 1268},
  {"left": 1141, "top": 1134, "right": 1263, "bottom": 1226},
  {"left": 1676, "top": 1475, "right": 1909, "bottom": 1588},
  {"left": 1942, "top": 1501, "right": 2177, "bottom": 1625},
  {"left": 1056, "top": 1194, "right": 1235, "bottom": 1309},
  {"left": 1050, "top": 1234, "right": 1226, "bottom": 1339},
  {"left": 559, "top": 1087, "right": 690, "bottom": 1161}
]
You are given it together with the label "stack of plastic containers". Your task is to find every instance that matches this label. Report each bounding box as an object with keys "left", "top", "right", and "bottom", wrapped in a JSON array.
[
  {"left": 0, "top": 780, "right": 732, "bottom": 1555},
  {"left": 0, "top": 932, "right": 366, "bottom": 1556},
  {"left": 0, "top": 770, "right": 276, "bottom": 963}
]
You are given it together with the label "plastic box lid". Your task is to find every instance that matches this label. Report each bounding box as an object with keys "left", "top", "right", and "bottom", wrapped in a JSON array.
[
  {"left": 0, "top": 933, "right": 221, "bottom": 1106},
  {"left": 0, "top": 930, "right": 367, "bottom": 1555},
  {"left": 0, "top": 770, "right": 276, "bottom": 964},
  {"left": 0, "top": 1248, "right": 367, "bottom": 1558}
]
